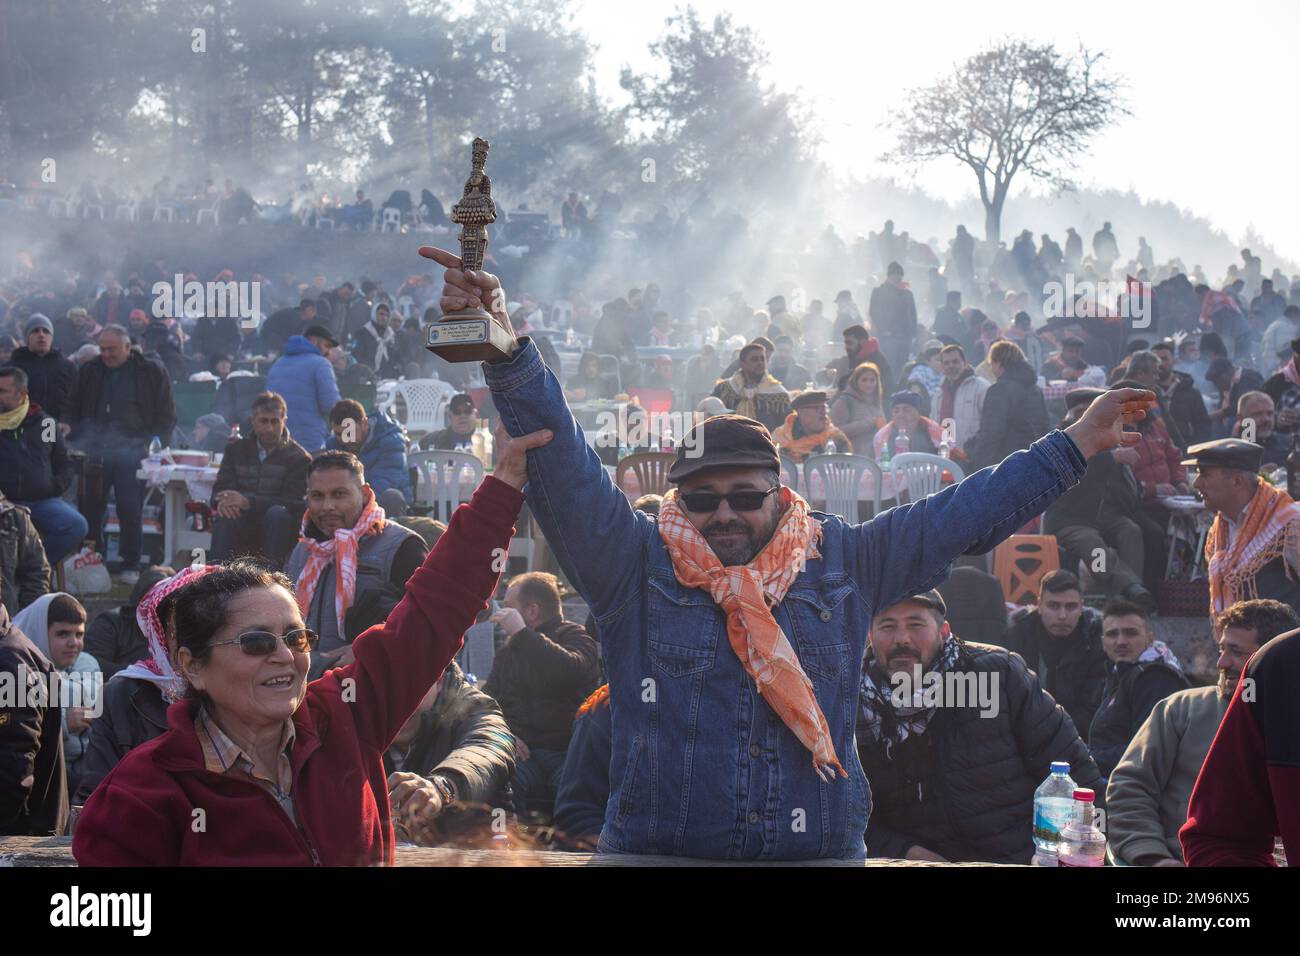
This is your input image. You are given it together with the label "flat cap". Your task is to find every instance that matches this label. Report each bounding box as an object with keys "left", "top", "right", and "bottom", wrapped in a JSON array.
[
  {"left": 1180, "top": 438, "right": 1263, "bottom": 473},
  {"left": 304, "top": 325, "right": 339, "bottom": 347},
  {"left": 668, "top": 414, "right": 780, "bottom": 484},
  {"left": 791, "top": 390, "right": 828, "bottom": 410},
  {"left": 888, "top": 390, "right": 922, "bottom": 410}
]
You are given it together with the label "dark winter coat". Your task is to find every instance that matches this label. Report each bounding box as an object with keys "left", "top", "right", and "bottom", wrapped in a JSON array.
[
  {"left": 8, "top": 346, "right": 77, "bottom": 420},
  {"left": 0, "top": 403, "right": 76, "bottom": 502},
  {"left": 964, "top": 361, "right": 1050, "bottom": 470}
]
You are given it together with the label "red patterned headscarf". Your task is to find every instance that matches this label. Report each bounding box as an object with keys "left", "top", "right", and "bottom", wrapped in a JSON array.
[{"left": 114, "top": 564, "right": 223, "bottom": 701}]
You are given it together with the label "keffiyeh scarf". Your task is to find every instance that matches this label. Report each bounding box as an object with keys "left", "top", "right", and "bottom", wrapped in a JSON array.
[
  {"left": 295, "top": 487, "right": 387, "bottom": 628},
  {"left": 859, "top": 633, "right": 963, "bottom": 759}
]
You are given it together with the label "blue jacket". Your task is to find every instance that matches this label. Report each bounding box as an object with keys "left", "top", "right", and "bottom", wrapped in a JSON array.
[
  {"left": 485, "top": 337, "right": 1087, "bottom": 860},
  {"left": 265, "top": 335, "right": 341, "bottom": 452},
  {"left": 325, "top": 409, "right": 412, "bottom": 503},
  {"left": 555, "top": 688, "right": 612, "bottom": 845}
]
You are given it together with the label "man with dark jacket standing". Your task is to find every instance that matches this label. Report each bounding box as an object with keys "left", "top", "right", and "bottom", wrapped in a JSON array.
[
  {"left": 964, "top": 340, "right": 1050, "bottom": 471},
  {"left": 384, "top": 661, "right": 516, "bottom": 845},
  {"left": 858, "top": 591, "right": 1101, "bottom": 863},
  {"left": 209, "top": 391, "right": 309, "bottom": 567},
  {"left": 1001, "top": 570, "right": 1108, "bottom": 734},
  {"left": 869, "top": 261, "right": 919, "bottom": 377},
  {"left": 0, "top": 604, "right": 68, "bottom": 836},
  {"left": 9, "top": 314, "right": 78, "bottom": 422},
  {"left": 482, "top": 571, "right": 601, "bottom": 817},
  {"left": 259, "top": 298, "right": 318, "bottom": 355},
  {"left": 1089, "top": 598, "right": 1190, "bottom": 779},
  {"left": 1151, "top": 340, "right": 1210, "bottom": 446},
  {"left": 0, "top": 367, "right": 87, "bottom": 568},
  {"left": 67, "top": 325, "right": 176, "bottom": 584}
]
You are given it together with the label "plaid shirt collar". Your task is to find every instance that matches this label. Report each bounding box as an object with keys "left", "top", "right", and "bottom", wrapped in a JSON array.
[{"left": 195, "top": 705, "right": 296, "bottom": 798}]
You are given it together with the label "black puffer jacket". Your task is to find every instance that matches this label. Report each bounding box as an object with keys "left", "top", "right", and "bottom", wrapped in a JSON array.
[
  {"left": 0, "top": 605, "right": 68, "bottom": 835},
  {"left": 0, "top": 403, "right": 76, "bottom": 502},
  {"left": 964, "top": 361, "right": 1050, "bottom": 471},
  {"left": 481, "top": 617, "right": 601, "bottom": 752},
  {"left": 858, "top": 641, "right": 1102, "bottom": 863},
  {"left": 1001, "top": 607, "right": 1108, "bottom": 734},
  {"left": 209, "top": 432, "right": 311, "bottom": 517},
  {"left": 8, "top": 346, "right": 77, "bottom": 421},
  {"left": 74, "top": 675, "right": 169, "bottom": 803},
  {"left": 382, "top": 662, "right": 515, "bottom": 808},
  {"left": 0, "top": 496, "right": 49, "bottom": 614}
]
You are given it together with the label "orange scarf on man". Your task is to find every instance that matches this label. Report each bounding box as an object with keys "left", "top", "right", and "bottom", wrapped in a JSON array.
[
  {"left": 1206, "top": 479, "right": 1300, "bottom": 613},
  {"left": 296, "top": 486, "right": 387, "bottom": 627},
  {"left": 658, "top": 486, "right": 846, "bottom": 781}
]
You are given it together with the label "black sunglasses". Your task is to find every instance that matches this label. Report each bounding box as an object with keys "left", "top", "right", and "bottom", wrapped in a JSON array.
[
  {"left": 680, "top": 486, "right": 778, "bottom": 514},
  {"left": 207, "top": 627, "right": 319, "bottom": 656}
]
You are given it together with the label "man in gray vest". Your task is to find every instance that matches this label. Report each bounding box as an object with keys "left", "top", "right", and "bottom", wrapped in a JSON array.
[{"left": 284, "top": 450, "right": 427, "bottom": 680}]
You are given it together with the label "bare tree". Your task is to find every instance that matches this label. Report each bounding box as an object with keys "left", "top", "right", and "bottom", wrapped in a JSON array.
[{"left": 884, "top": 41, "right": 1127, "bottom": 243}]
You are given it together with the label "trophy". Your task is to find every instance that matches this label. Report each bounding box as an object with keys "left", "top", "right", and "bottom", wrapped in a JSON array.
[{"left": 426, "top": 137, "right": 517, "bottom": 363}]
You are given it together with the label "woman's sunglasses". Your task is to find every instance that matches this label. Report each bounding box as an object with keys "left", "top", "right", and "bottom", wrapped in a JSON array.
[
  {"left": 680, "top": 486, "right": 778, "bottom": 514},
  {"left": 207, "top": 628, "right": 319, "bottom": 656}
]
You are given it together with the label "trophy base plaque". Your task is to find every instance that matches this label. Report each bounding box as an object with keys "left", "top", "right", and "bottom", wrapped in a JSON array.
[{"left": 426, "top": 309, "right": 517, "bottom": 363}]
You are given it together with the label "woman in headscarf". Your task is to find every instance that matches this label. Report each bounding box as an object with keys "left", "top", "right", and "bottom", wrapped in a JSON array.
[
  {"left": 72, "top": 426, "right": 552, "bottom": 865},
  {"left": 13, "top": 593, "right": 98, "bottom": 799}
]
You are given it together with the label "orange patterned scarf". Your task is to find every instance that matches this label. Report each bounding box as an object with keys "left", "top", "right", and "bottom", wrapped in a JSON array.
[
  {"left": 295, "top": 486, "right": 387, "bottom": 627},
  {"left": 658, "top": 485, "right": 846, "bottom": 781},
  {"left": 1206, "top": 480, "right": 1300, "bottom": 612}
]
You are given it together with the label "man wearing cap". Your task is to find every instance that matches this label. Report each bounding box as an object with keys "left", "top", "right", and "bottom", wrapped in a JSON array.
[
  {"left": 8, "top": 314, "right": 78, "bottom": 422},
  {"left": 872, "top": 391, "right": 942, "bottom": 460},
  {"left": 711, "top": 341, "right": 791, "bottom": 431},
  {"left": 1262, "top": 331, "right": 1300, "bottom": 439},
  {"left": 259, "top": 297, "right": 319, "bottom": 355},
  {"left": 857, "top": 591, "right": 1101, "bottom": 862},
  {"left": 420, "top": 393, "right": 479, "bottom": 452},
  {"left": 60, "top": 306, "right": 102, "bottom": 355},
  {"left": 421, "top": 244, "right": 1152, "bottom": 860},
  {"left": 264, "top": 324, "right": 342, "bottom": 452},
  {"left": 771, "top": 391, "right": 850, "bottom": 463},
  {"left": 1187, "top": 438, "right": 1300, "bottom": 614}
]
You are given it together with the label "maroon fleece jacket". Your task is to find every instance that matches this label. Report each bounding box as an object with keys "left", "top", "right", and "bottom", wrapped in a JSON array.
[
  {"left": 73, "top": 477, "right": 522, "bottom": 866},
  {"left": 1180, "top": 627, "right": 1300, "bottom": 866}
]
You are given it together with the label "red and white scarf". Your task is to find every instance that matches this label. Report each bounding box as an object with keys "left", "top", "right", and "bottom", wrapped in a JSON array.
[
  {"left": 295, "top": 487, "right": 387, "bottom": 627},
  {"left": 117, "top": 564, "right": 223, "bottom": 701}
]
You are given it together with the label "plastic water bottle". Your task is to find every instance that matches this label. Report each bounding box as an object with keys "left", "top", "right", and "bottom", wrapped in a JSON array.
[
  {"left": 1058, "top": 788, "right": 1107, "bottom": 867},
  {"left": 894, "top": 430, "right": 911, "bottom": 457},
  {"left": 1033, "top": 761, "right": 1077, "bottom": 860},
  {"left": 938, "top": 440, "right": 951, "bottom": 459},
  {"left": 825, "top": 439, "right": 838, "bottom": 456},
  {"left": 147, "top": 436, "right": 163, "bottom": 478},
  {"left": 879, "top": 439, "right": 891, "bottom": 465}
]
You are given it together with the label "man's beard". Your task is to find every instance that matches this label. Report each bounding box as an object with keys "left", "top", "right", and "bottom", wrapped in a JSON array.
[
  {"left": 704, "top": 515, "right": 776, "bottom": 566},
  {"left": 1217, "top": 669, "right": 1238, "bottom": 699}
]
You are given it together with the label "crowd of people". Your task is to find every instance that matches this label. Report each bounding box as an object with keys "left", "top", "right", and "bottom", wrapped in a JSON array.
[{"left": 1, "top": 209, "right": 1297, "bottom": 867}]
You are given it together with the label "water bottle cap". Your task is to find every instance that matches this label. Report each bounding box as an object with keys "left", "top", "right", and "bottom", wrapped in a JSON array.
[
  {"left": 1050, "top": 761, "right": 1071, "bottom": 773},
  {"left": 1072, "top": 788, "right": 1095, "bottom": 802}
]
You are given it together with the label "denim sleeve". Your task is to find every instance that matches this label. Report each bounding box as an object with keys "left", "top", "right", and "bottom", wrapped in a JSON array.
[
  {"left": 855, "top": 430, "right": 1086, "bottom": 613},
  {"left": 484, "top": 338, "right": 646, "bottom": 623}
]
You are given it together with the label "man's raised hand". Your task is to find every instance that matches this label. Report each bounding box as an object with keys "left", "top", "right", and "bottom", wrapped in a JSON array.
[
  {"left": 1063, "top": 387, "right": 1157, "bottom": 459},
  {"left": 417, "top": 246, "right": 517, "bottom": 350}
]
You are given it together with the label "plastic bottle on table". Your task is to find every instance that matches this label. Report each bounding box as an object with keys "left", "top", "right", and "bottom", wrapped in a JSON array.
[
  {"left": 1032, "top": 760, "right": 1077, "bottom": 862},
  {"left": 825, "top": 439, "right": 838, "bottom": 456},
  {"left": 147, "top": 436, "right": 163, "bottom": 478},
  {"left": 1058, "top": 788, "right": 1107, "bottom": 867},
  {"left": 894, "top": 430, "right": 911, "bottom": 457}
]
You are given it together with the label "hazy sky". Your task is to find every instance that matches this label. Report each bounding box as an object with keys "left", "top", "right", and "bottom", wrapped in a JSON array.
[{"left": 572, "top": 0, "right": 1300, "bottom": 260}]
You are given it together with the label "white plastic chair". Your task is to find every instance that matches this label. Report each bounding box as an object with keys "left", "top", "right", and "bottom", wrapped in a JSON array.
[
  {"left": 409, "top": 450, "right": 483, "bottom": 522},
  {"left": 889, "top": 452, "right": 964, "bottom": 501},
  {"left": 386, "top": 378, "right": 457, "bottom": 437},
  {"left": 82, "top": 203, "right": 104, "bottom": 220},
  {"left": 196, "top": 202, "right": 220, "bottom": 225},
  {"left": 381, "top": 207, "right": 402, "bottom": 233},
  {"left": 114, "top": 200, "right": 138, "bottom": 222},
  {"left": 153, "top": 203, "right": 176, "bottom": 222},
  {"left": 804, "top": 453, "right": 883, "bottom": 520},
  {"left": 316, "top": 215, "right": 334, "bottom": 229},
  {"left": 48, "top": 196, "right": 74, "bottom": 217}
]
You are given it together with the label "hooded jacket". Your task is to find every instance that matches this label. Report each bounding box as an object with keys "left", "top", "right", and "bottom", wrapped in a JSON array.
[
  {"left": 8, "top": 346, "right": 77, "bottom": 421},
  {"left": 325, "top": 409, "right": 412, "bottom": 503},
  {"left": 0, "top": 604, "right": 68, "bottom": 836},
  {"left": 0, "top": 402, "right": 77, "bottom": 502},
  {"left": 265, "top": 335, "right": 342, "bottom": 452}
]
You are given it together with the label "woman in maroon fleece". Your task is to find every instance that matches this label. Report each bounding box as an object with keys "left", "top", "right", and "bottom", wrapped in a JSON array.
[{"left": 73, "top": 429, "right": 552, "bottom": 866}]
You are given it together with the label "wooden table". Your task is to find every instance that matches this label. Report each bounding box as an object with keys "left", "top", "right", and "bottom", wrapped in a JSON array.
[{"left": 0, "top": 836, "right": 1002, "bottom": 867}]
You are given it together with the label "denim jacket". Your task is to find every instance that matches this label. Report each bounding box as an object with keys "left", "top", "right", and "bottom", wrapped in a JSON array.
[{"left": 486, "top": 338, "right": 1086, "bottom": 859}]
